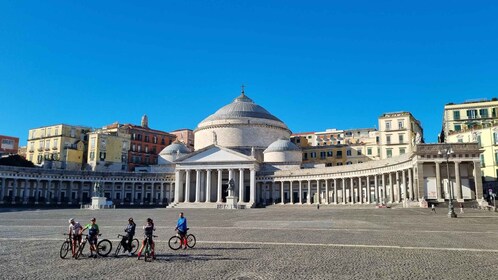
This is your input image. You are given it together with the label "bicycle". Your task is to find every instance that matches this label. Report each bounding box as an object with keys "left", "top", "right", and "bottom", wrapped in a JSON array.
[
  {"left": 60, "top": 233, "right": 80, "bottom": 259},
  {"left": 75, "top": 234, "right": 113, "bottom": 259},
  {"left": 168, "top": 228, "right": 196, "bottom": 250},
  {"left": 143, "top": 235, "right": 157, "bottom": 262},
  {"left": 114, "top": 234, "right": 139, "bottom": 257}
]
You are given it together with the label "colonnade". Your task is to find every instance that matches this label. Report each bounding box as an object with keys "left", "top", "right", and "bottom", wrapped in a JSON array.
[
  {"left": 174, "top": 168, "right": 256, "bottom": 206},
  {"left": 256, "top": 169, "right": 418, "bottom": 205}
]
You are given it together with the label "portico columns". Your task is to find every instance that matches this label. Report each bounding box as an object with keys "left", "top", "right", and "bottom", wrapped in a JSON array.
[
  {"left": 307, "top": 180, "right": 311, "bottom": 204},
  {"left": 174, "top": 170, "right": 181, "bottom": 203},
  {"left": 473, "top": 161, "right": 484, "bottom": 199},
  {"left": 366, "top": 176, "right": 371, "bottom": 204},
  {"left": 185, "top": 170, "right": 191, "bottom": 203},
  {"left": 280, "top": 182, "right": 284, "bottom": 205},
  {"left": 374, "top": 175, "right": 379, "bottom": 204},
  {"left": 342, "top": 178, "right": 346, "bottom": 204},
  {"left": 455, "top": 162, "right": 463, "bottom": 201},
  {"left": 239, "top": 169, "right": 245, "bottom": 204},
  {"left": 206, "top": 170, "right": 212, "bottom": 203},
  {"left": 290, "top": 181, "right": 294, "bottom": 204},
  {"left": 350, "top": 178, "right": 354, "bottom": 204},
  {"left": 217, "top": 169, "right": 223, "bottom": 203},
  {"left": 298, "top": 181, "right": 302, "bottom": 204},
  {"left": 402, "top": 170, "right": 407, "bottom": 202},
  {"left": 408, "top": 169, "right": 414, "bottom": 201},
  {"left": 160, "top": 182, "right": 165, "bottom": 204},
  {"left": 333, "top": 179, "right": 338, "bottom": 204},
  {"left": 0, "top": 178, "right": 5, "bottom": 202},
  {"left": 195, "top": 170, "right": 201, "bottom": 203},
  {"left": 325, "top": 180, "right": 329, "bottom": 204},
  {"left": 35, "top": 180, "right": 40, "bottom": 203},
  {"left": 249, "top": 169, "right": 256, "bottom": 205},
  {"left": 358, "top": 177, "right": 363, "bottom": 204}
]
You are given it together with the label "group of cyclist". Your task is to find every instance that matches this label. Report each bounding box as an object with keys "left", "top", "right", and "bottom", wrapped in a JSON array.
[{"left": 67, "top": 212, "right": 188, "bottom": 260}]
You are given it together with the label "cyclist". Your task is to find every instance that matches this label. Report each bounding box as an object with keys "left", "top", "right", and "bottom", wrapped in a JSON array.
[
  {"left": 68, "top": 218, "right": 83, "bottom": 258},
  {"left": 82, "top": 217, "right": 100, "bottom": 258},
  {"left": 137, "top": 218, "right": 155, "bottom": 260},
  {"left": 175, "top": 212, "right": 188, "bottom": 250},
  {"left": 121, "top": 217, "right": 136, "bottom": 256}
]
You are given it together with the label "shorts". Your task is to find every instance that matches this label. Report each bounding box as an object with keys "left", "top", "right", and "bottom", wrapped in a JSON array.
[
  {"left": 177, "top": 230, "right": 187, "bottom": 238},
  {"left": 88, "top": 235, "right": 98, "bottom": 245},
  {"left": 72, "top": 234, "right": 82, "bottom": 243},
  {"left": 144, "top": 235, "right": 154, "bottom": 244}
]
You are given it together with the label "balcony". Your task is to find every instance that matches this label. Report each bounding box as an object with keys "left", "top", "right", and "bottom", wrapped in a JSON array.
[
  {"left": 52, "top": 146, "right": 58, "bottom": 150},
  {"left": 44, "top": 147, "right": 51, "bottom": 151},
  {"left": 37, "top": 148, "right": 44, "bottom": 152}
]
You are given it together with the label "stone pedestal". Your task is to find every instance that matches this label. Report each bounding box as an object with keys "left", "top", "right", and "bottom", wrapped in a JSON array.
[
  {"left": 225, "top": 196, "right": 238, "bottom": 209},
  {"left": 91, "top": 197, "right": 107, "bottom": 210}
]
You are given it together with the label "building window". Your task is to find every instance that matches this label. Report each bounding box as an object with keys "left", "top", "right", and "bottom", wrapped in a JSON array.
[
  {"left": 138, "top": 145, "right": 142, "bottom": 152},
  {"left": 336, "top": 151, "right": 343, "bottom": 158},
  {"left": 399, "top": 134, "right": 404, "bottom": 144},
  {"left": 327, "top": 151, "right": 333, "bottom": 157},
  {"left": 357, "top": 150, "right": 362, "bottom": 156},
  {"left": 153, "top": 136, "right": 158, "bottom": 144},
  {"left": 400, "top": 148, "right": 406, "bottom": 155},
  {"left": 453, "top": 111, "right": 460, "bottom": 120},
  {"left": 45, "top": 140, "right": 50, "bottom": 150},
  {"left": 53, "top": 139, "right": 58, "bottom": 148},
  {"left": 161, "top": 138, "right": 165, "bottom": 145},
  {"left": 467, "top": 109, "right": 478, "bottom": 119},
  {"left": 367, "top": 148, "right": 372, "bottom": 155},
  {"left": 132, "top": 144, "right": 136, "bottom": 152},
  {"left": 346, "top": 161, "right": 352, "bottom": 165},
  {"left": 90, "top": 137, "right": 96, "bottom": 149},
  {"left": 477, "top": 135, "right": 482, "bottom": 147},
  {"left": 90, "top": 152, "right": 95, "bottom": 160},
  {"left": 386, "top": 149, "right": 393, "bottom": 158},
  {"left": 47, "top": 128, "right": 51, "bottom": 137},
  {"left": 385, "top": 121, "right": 391, "bottom": 131},
  {"left": 137, "top": 134, "right": 142, "bottom": 141},
  {"left": 386, "top": 135, "right": 391, "bottom": 145},
  {"left": 398, "top": 120, "right": 404, "bottom": 129},
  {"left": 303, "top": 153, "right": 308, "bottom": 160},
  {"left": 494, "top": 132, "right": 498, "bottom": 145},
  {"left": 145, "top": 135, "right": 150, "bottom": 142},
  {"left": 310, "top": 152, "right": 317, "bottom": 158},
  {"left": 495, "top": 152, "right": 498, "bottom": 164},
  {"left": 99, "top": 152, "right": 106, "bottom": 161},
  {"left": 145, "top": 146, "right": 149, "bottom": 153},
  {"left": 481, "top": 154, "right": 485, "bottom": 167},
  {"left": 454, "top": 125, "right": 462, "bottom": 132},
  {"left": 346, "top": 150, "right": 351, "bottom": 156},
  {"left": 480, "top": 109, "right": 489, "bottom": 118},
  {"left": 320, "top": 151, "right": 326, "bottom": 159}
]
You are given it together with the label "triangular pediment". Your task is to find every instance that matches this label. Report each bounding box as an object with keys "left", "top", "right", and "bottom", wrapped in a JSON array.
[{"left": 176, "top": 145, "right": 255, "bottom": 164}]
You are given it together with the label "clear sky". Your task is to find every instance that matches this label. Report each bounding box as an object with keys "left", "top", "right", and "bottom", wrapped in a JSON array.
[{"left": 1, "top": 1, "right": 497, "bottom": 145}]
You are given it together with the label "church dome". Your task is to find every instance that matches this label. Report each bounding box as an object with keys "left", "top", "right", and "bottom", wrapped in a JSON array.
[
  {"left": 263, "top": 138, "right": 302, "bottom": 164},
  {"left": 263, "top": 137, "right": 301, "bottom": 153},
  {"left": 194, "top": 88, "right": 291, "bottom": 150},
  {"left": 160, "top": 141, "right": 191, "bottom": 156}
]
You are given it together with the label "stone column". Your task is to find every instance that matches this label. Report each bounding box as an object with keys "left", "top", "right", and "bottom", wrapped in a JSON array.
[
  {"left": 388, "top": 173, "right": 394, "bottom": 203},
  {"left": 381, "top": 174, "right": 386, "bottom": 202},
  {"left": 121, "top": 182, "right": 126, "bottom": 205},
  {"left": 195, "top": 170, "right": 201, "bottom": 203},
  {"left": 350, "top": 178, "right": 355, "bottom": 204},
  {"left": 455, "top": 162, "right": 463, "bottom": 201},
  {"left": 35, "top": 180, "right": 40, "bottom": 203},
  {"left": 140, "top": 183, "right": 145, "bottom": 204},
  {"left": 408, "top": 169, "right": 414, "bottom": 201},
  {"left": 249, "top": 169, "right": 256, "bottom": 205},
  {"left": 280, "top": 182, "right": 284, "bottom": 205},
  {"left": 79, "top": 181, "right": 84, "bottom": 205},
  {"left": 395, "top": 172, "right": 401, "bottom": 203},
  {"left": 151, "top": 182, "right": 156, "bottom": 204},
  {"left": 307, "top": 180, "right": 311, "bottom": 204},
  {"left": 0, "top": 177, "right": 5, "bottom": 202},
  {"left": 366, "top": 176, "right": 371, "bottom": 204},
  {"left": 325, "top": 180, "right": 329, "bottom": 204},
  {"left": 239, "top": 169, "right": 245, "bottom": 204},
  {"left": 23, "top": 179, "right": 29, "bottom": 203},
  {"left": 160, "top": 182, "right": 165, "bottom": 204},
  {"left": 206, "top": 170, "right": 212, "bottom": 203},
  {"left": 342, "top": 178, "right": 346, "bottom": 204},
  {"left": 299, "top": 181, "right": 303, "bottom": 204},
  {"left": 435, "top": 162, "right": 442, "bottom": 201},
  {"left": 290, "top": 181, "right": 294, "bottom": 204},
  {"left": 333, "top": 179, "right": 338, "bottom": 204},
  {"left": 217, "top": 169, "right": 223, "bottom": 203},
  {"left": 111, "top": 182, "right": 116, "bottom": 201},
  {"left": 358, "top": 177, "right": 363, "bottom": 204},
  {"left": 185, "top": 170, "right": 191, "bottom": 203},
  {"left": 316, "top": 180, "right": 320, "bottom": 204},
  {"left": 174, "top": 170, "right": 181, "bottom": 204},
  {"left": 473, "top": 161, "right": 484, "bottom": 199},
  {"left": 130, "top": 182, "right": 135, "bottom": 205},
  {"left": 402, "top": 170, "right": 407, "bottom": 202}
]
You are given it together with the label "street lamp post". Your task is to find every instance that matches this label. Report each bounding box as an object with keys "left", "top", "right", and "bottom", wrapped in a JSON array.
[{"left": 439, "top": 145, "right": 457, "bottom": 218}]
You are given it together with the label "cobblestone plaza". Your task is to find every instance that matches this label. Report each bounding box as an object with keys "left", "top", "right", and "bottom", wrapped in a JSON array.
[{"left": 1, "top": 207, "right": 498, "bottom": 279}]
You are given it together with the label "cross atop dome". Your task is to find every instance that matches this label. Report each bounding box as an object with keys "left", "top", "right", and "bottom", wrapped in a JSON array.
[{"left": 234, "top": 84, "right": 253, "bottom": 103}]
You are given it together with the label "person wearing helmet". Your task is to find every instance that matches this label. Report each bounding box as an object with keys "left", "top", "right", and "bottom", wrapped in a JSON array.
[
  {"left": 121, "top": 217, "right": 136, "bottom": 257},
  {"left": 137, "top": 218, "right": 155, "bottom": 260},
  {"left": 68, "top": 218, "right": 83, "bottom": 258},
  {"left": 82, "top": 218, "right": 100, "bottom": 258}
]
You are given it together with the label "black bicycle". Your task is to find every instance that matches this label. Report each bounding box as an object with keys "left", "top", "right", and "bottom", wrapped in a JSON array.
[
  {"left": 75, "top": 234, "right": 113, "bottom": 259},
  {"left": 60, "top": 234, "right": 80, "bottom": 259},
  {"left": 114, "top": 234, "right": 139, "bottom": 257},
  {"left": 168, "top": 229, "right": 196, "bottom": 250}
]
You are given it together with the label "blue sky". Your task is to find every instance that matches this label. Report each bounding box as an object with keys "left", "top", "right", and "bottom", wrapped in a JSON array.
[{"left": 1, "top": 1, "right": 497, "bottom": 145}]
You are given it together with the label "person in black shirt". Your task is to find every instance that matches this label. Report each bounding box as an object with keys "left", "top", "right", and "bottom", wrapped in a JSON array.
[{"left": 121, "top": 217, "right": 136, "bottom": 256}]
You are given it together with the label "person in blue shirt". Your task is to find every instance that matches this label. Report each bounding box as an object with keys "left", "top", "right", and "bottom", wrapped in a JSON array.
[{"left": 175, "top": 212, "right": 188, "bottom": 250}]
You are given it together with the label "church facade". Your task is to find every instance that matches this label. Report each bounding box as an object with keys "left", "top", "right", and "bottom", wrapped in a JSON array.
[{"left": 0, "top": 91, "right": 486, "bottom": 208}]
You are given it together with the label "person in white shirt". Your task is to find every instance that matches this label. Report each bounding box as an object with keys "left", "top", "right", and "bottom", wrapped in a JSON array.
[{"left": 68, "top": 218, "right": 83, "bottom": 258}]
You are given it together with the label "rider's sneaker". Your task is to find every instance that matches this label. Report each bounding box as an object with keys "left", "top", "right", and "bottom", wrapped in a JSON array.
[
  {"left": 128, "top": 252, "right": 133, "bottom": 257},
  {"left": 88, "top": 254, "right": 93, "bottom": 258},
  {"left": 93, "top": 255, "right": 97, "bottom": 259}
]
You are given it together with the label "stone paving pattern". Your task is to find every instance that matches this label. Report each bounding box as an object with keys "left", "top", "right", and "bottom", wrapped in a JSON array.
[{"left": 1, "top": 206, "right": 498, "bottom": 279}]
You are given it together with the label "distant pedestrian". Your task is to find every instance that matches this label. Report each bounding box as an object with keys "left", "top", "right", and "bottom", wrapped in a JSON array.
[
  {"left": 459, "top": 203, "right": 464, "bottom": 214},
  {"left": 431, "top": 204, "right": 436, "bottom": 214},
  {"left": 317, "top": 204, "right": 320, "bottom": 210}
]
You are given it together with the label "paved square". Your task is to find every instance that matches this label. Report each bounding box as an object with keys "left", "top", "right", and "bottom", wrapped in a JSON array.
[{"left": 1, "top": 206, "right": 498, "bottom": 279}]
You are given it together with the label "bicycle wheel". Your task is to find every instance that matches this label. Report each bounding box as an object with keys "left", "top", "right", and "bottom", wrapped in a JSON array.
[
  {"left": 75, "top": 241, "right": 86, "bottom": 260},
  {"left": 114, "top": 242, "right": 122, "bottom": 257},
  {"left": 144, "top": 241, "right": 151, "bottom": 262},
  {"left": 168, "top": 236, "right": 182, "bottom": 250},
  {"left": 186, "top": 234, "right": 196, "bottom": 249},
  {"left": 97, "top": 239, "right": 112, "bottom": 257},
  {"left": 60, "top": 241, "right": 70, "bottom": 259},
  {"left": 130, "top": 238, "right": 139, "bottom": 254}
]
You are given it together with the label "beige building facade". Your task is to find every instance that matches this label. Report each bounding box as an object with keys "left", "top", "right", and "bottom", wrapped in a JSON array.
[
  {"left": 87, "top": 130, "right": 131, "bottom": 172},
  {"left": 378, "top": 112, "right": 423, "bottom": 160},
  {"left": 26, "top": 124, "right": 90, "bottom": 170}
]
